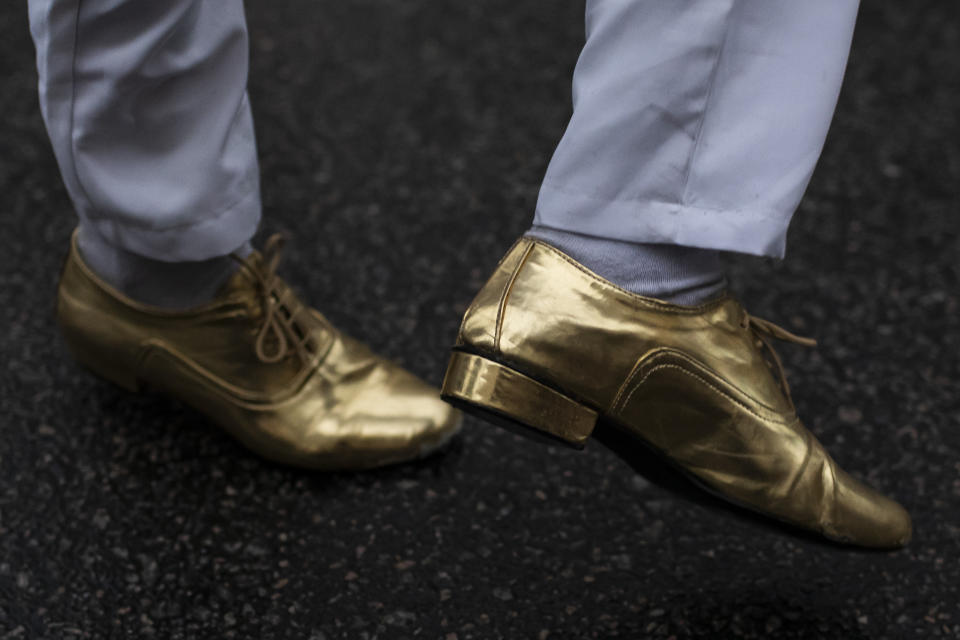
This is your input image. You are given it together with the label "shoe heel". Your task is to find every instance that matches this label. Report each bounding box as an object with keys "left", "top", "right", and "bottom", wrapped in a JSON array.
[{"left": 441, "top": 351, "right": 597, "bottom": 449}]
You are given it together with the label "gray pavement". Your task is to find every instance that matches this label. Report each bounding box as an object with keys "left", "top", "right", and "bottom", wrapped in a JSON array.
[{"left": 1, "top": 2, "right": 958, "bottom": 638}]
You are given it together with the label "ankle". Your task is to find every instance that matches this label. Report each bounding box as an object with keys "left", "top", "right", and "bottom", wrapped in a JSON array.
[
  {"left": 525, "top": 226, "right": 726, "bottom": 305},
  {"left": 76, "top": 226, "right": 250, "bottom": 309}
]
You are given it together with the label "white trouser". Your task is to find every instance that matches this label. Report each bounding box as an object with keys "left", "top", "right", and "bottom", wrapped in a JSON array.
[
  {"left": 30, "top": 0, "right": 858, "bottom": 262},
  {"left": 28, "top": 0, "right": 260, "bottom": 262},
  {"left": 535, "top": 0, "right": 860, "bottom": 257}
]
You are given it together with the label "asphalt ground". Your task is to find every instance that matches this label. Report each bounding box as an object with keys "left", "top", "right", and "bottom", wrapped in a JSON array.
[{"left": 1, "top": 2, "right": 959, "bottom": 639}]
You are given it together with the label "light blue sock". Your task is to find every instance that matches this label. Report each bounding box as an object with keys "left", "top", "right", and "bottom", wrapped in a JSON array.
[
  {"left": 526, "top": 226, "right": 726, "bottom": 306},
  {"left": 76, "top": 225, "right": 252, "bottom": 309}
]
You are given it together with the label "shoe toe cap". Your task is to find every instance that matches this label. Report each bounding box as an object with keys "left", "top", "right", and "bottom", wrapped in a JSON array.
[
  {"left": 828, "top": 473, "right": 912, "bottom": 548},
  {"left": 301, "top": 364, "right": 461, "bottom": 470}
]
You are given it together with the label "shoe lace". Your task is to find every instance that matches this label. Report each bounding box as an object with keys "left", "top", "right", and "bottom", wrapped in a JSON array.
[
  {"left": 740, "top": 312, "right": 817, "bottom": 408},
  {"left": 232, "top": 234, "right": 315, "bottom": 364}
]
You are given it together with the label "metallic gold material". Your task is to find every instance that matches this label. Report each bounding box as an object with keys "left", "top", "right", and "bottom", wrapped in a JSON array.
[
  {"left": 444, "top": 351, "right": 597, "bottom": 446},
  {"left": 443, "top": 238, "right": 911, "bottom": 548},
  {"left": 58, "top": 231, "right": 461, "bottom": 470}
]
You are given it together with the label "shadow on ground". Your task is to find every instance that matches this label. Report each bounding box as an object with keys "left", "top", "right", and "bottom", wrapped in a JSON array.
[{"left": 1, "top": 1, "right": 958, "bottom": 638}]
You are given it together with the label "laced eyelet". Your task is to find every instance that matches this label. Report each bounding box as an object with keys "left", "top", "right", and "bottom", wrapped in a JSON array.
[
  {"left": 231, "top": 233, "right": 316, "bottom": 365},
  {"left": 740, "top": 312, "right": 817, "bottom": 409}
]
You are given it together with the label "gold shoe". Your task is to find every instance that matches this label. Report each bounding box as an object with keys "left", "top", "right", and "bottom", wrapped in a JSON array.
[
  {"left": 442, "top": 238, "right": 911, "bottom": 548},
  {"left": 57, "top": 231, "right": 460, "bottom": 470}
]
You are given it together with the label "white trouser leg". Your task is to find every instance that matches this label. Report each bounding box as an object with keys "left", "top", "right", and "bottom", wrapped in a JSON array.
[
  {"left": 535, "top": 0, "right": 860, "bottom": 258},
  {"left": 28, "top": 0, "right": 260, "bottom": 262}
]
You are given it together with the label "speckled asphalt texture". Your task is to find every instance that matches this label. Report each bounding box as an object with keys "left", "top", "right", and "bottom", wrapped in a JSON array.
[{"left": 1, "top": 2, "right": 958, "bottom": 639}]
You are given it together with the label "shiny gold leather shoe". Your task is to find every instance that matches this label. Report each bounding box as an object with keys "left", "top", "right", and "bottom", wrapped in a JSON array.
[
  {"left": 57, "top": 231, "right": 460, "bottom": 470},
  {"left": 442, "top": 238, "right": 911, "bottom": 548}
]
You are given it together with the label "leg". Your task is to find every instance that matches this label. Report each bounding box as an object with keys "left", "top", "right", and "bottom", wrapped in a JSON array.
[
  {"left": 29, "top": 0, "right": 258, "bottom": 307},
  {"left": 528, "top": 0, "right": 859, "bottom": 304},
  {"left": 29, "top": 0, "right": 260, "bottom": 262},
  {"left": 535, "top": 0, "right": 860, "bottom": 257}
]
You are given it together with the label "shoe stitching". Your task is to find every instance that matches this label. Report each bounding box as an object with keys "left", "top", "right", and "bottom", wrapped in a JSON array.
[
  {"left": 617, "top": 362, "right": 794, "bottom": 426},
  {"left": 141, "top": 338, "right": 319, "bottom": 406},
  {"left": 494, "top": 241, "right": 534, "bottom": 353},
  {"left": 457, "top": 240, "right": 530, "bottom": 346},
  {"left": 614, "top": 347, "right": 789, "bottom": 416},
  {"left": 493, "top": 244, "right": 533, "bottom": 353},
  {"left": 610, "top": 352, "right": 650, "bottom": 411}
]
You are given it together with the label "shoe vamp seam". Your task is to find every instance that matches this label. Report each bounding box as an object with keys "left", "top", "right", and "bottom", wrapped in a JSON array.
[
  {"left": 617, "top": 362, "right": 794, "bottom": 426},
  {"left": 614, "top": 347, "right": 791, "bottom": 416},
  {"left": 140, "top": 339, "right": 319, "bottom": 406}
]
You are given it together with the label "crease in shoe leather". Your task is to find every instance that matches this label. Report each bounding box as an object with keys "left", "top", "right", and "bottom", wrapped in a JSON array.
[
  {"left": 57, "top": 230, "right": 461, "bottom": 470},
  {"left": 449, "top": 237, "right": 911, "bottom": 548}
]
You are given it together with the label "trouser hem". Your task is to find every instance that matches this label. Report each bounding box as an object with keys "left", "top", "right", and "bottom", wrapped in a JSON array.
[
  {"left": 534, "top": 184, "right": 791, "bottom": 258},
  {"left": 81, "top": 186, "right": 262, "bottom": 262}
]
